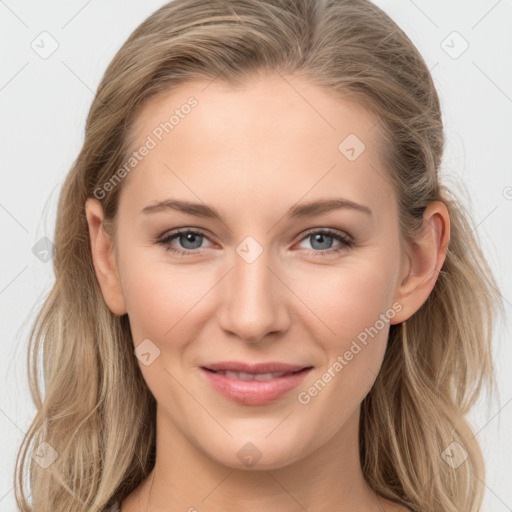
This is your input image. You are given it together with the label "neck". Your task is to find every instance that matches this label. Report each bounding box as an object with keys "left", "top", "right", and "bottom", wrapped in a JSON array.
[{"left": 126, "top": 404, "right": 384, "bottom": 512}]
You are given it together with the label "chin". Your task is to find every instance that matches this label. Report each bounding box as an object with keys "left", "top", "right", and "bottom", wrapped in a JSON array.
[{"left": 204, "top": 435, "right": 310, "bottom": 471}]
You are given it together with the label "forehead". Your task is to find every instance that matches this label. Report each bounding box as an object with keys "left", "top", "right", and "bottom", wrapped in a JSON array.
[{"left": 121, "top": 72, "right": 394, "bottom": 219}]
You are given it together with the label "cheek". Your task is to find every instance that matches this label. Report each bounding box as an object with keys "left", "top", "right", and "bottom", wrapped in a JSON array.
[
  {"left": 293, "top": 266, "right": 393, "bottom": 420},
  {"left": 122, "top": 246, "right": 397, "bottom": 341},
  {"left": 292, "top": 257, "right": 396, "bottom": 347},
  {"left": 290, "top": 252, "right": 397, "bottom": 397},
  {"left": 119, "top": 249, "right": 215, "bottom": 344}
]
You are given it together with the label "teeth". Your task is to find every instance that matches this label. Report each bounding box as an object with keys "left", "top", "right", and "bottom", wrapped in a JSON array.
[
  {"left": 221, "top": 371, "right": 287, "bottom": 380},
  {"left": 225, "top": 371, "right": 254, "bottom": 381},
  {"left": 254, "top": 372, "right": 282, "bottom": 381}
]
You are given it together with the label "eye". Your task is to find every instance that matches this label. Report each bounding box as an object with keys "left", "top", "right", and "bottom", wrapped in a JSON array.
[
  {"left": 296, "top": 228, "right": 354, "bottom": 256},
  {"left": 157, "top": 227, "right": 355, "bottom": 257},
  {"left": 158, "top": 228, "right": 213, "bottom": 256}
]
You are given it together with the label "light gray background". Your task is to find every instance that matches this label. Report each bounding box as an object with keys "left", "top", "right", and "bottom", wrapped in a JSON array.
[{"left": 1, "top": 1, "right": 511, "bottom": 510}]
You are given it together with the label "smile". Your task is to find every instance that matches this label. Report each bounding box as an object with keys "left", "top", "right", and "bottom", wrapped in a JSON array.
[{"left": 200, "top": 362, "right": 313, "bottom": 405}]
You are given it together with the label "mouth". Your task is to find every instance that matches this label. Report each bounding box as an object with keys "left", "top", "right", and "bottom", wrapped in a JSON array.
[
  {"left": 203, "top": 368, "right": 305, "bottom": 380},
  {"left": 200, "top": 361, "right": 313, "bottom": 405}
]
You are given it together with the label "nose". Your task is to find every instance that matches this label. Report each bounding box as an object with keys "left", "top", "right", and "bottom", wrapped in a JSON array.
[{"left": 217, "top": 245, "right": 291, "bottom": 344}]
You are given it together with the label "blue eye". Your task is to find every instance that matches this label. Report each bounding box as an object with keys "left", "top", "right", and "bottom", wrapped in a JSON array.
[
  {"left": 297, "top": 228, "right": 354, "bottom": 256},
  {"left": 157, "top": 228, "right": 354, "bottom": 257},
  {"left": 158, "top": 229, "right": 211, "bottom": 256}
]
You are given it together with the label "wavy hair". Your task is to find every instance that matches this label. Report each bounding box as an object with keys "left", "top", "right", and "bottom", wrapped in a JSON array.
[{"left": 14, "top": 0, "right": 503, "bottom": 510}]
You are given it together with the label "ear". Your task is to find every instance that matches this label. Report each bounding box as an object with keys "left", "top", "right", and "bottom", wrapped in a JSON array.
[
  {"left": 85, "top": 198, "right": 127, "bottom": 316},
  {"left": 390, "top": 200, "right": 450, "bottom": 324}
]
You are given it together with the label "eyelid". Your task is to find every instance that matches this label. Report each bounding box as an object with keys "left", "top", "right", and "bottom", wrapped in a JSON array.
[
  {"left": 294, "top": 228, "right": 354, "bottom": 257},
  {"left": 157, "top": 226, "right": 355, "bottom": 256},
  {"left": 157, "top": 227, "right": 215, "bottom": 248},
  {"left": 298, "top": 227, "right": 354, "bottom": 244}
]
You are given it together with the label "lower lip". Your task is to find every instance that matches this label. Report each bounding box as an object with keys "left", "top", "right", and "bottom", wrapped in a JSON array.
[{"left": 201, "top": 367, "right": 312, "bottom": 405}]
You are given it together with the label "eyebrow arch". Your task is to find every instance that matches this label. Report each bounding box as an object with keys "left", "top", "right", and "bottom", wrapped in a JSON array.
[{"left": 141, "top": 197, "right": 372, "bottom": 220}]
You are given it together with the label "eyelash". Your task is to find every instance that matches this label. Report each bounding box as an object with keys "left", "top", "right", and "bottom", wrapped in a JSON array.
[{"left": 157, "top": 227, "right": 355, "bottom": 257}]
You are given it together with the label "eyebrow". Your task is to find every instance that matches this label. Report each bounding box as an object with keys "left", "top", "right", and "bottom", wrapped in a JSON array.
[{"left": 141, "top": 197, "right": 372, "bottom": 220}]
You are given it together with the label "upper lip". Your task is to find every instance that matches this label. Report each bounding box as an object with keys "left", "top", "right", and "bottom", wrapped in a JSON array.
[{"left": 202, "top": 361, "right": 312, "bottom": 374}]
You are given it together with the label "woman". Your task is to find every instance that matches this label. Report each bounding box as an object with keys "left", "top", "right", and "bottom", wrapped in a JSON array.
[{"left": 14, "top": 0, "right": 502, "bottom": 511}]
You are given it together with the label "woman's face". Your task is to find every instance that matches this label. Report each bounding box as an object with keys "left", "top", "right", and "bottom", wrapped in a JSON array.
[{"left": 90, "top": 72, "right": 431, "bottom": 470}]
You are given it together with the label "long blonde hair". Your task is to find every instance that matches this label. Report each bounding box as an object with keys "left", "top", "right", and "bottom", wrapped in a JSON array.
[{"left": 14, "top": 1, "right": 503, "bottom": 510}]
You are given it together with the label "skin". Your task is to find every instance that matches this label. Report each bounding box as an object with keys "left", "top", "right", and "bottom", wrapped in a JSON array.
[{"left": 86, "top": 72, "right": 450, "bottom": 512}]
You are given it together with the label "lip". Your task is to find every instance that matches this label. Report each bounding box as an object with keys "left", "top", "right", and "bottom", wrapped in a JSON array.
[
  {"left": 200, "top": 361, "right": 313, "bottom": 406},
  {"left": 203, "top": 361, "right": 309, "bottom": 374}
]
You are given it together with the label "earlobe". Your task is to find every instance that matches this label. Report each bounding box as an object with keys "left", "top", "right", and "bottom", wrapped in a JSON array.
[
  {"left": 84, "top": 198, "right": 127, "bottom": 316},
  {"left": 390, "top": 200, "right": 450, "bottom": 324}
]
